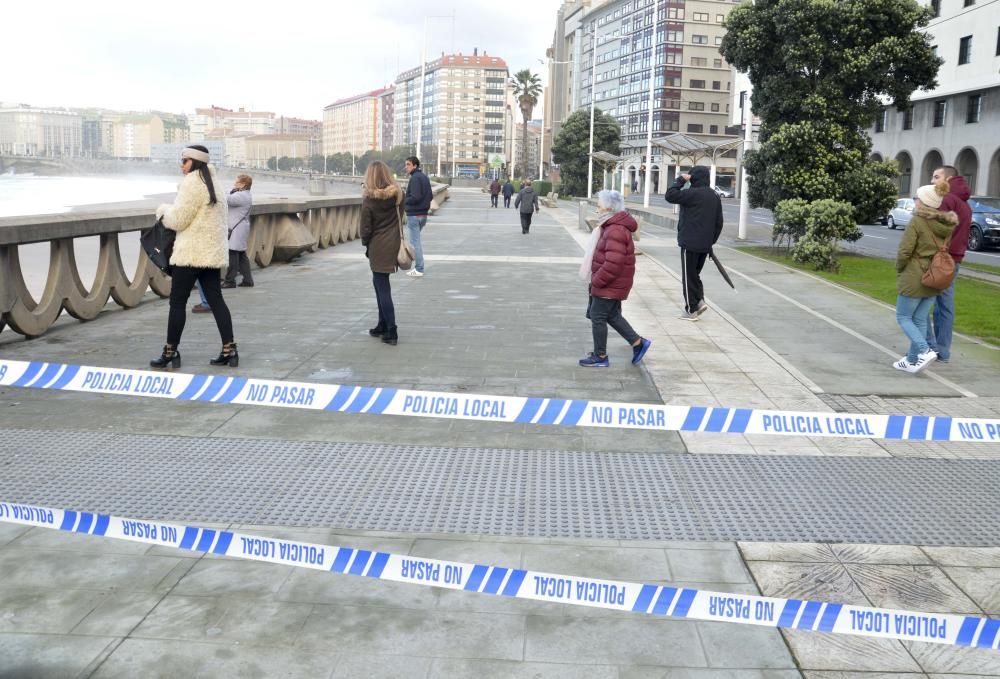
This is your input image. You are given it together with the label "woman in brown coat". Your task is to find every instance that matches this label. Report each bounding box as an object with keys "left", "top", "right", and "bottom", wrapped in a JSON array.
[{"left": 360, "top": 161, "right": 403, "bottom": 345}]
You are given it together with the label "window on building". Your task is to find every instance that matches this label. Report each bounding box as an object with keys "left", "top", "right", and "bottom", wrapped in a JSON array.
[
  {"left": 687, "top": 123, "right": 704, "bottom": 133},
  {"left": 667, "top": 7, "right": 684, "bottom": 19},
  {"left": 902, "top": 108, "right": 913, "bottom": 130},
  {"left": 712, "top": 81, "right": 721, "bottom": 90},
  {"left": 714, "top": 58, "right": 723, "bottom": 68},
  {"left": 693, "top": 12, "right": 708, "bottom": 21},
  {"left": 997, "top": 27, "right": 1000, "bottom": 55},
  {"left": 690, "top": 79, "right": 705, "bottom": 88},
  {"left": 959, "top": 36, "right": 973, "bottom": 64},
  {"left": 692, "top": 35, "right": 708, "bottom": 44},
  {"left": 930, "top": 0, "right": 940, "bottom": 16},
  {"left": 710, "top": 125, "right": 719, "bottom": 134},
  {"left": 665, "top": 119, "right": 679, "bottom": 131},
  {"left": 875, "top": 108, "right": 887, "bottom": 132},
  {"left": 933, "top": 100, "right": 947, "bottom": 127},
  {"left": 967, "top": 93, "right": 982, "bottom": 123},
  {"left": 711, "top": 103, "right": 720, "bottom": 112},
  {"left": 964, "top": 0, "right": 975, "bottom": 6},
  {"left": 691, "top": 57, "right": 707, "bottom": 66},
  {"left": 689, "top": 102, "right": 705, "bottom": 111},
  {"left": 716, "top": 14, "right": 725, "bottom": 23}
]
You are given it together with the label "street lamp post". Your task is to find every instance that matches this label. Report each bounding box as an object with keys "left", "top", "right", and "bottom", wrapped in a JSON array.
[
  {"left": 587, "top": 30, "right": 598, "bottom": 199},
  {"left": 642, "top": 0, "right": 660, "bottom": 208}
]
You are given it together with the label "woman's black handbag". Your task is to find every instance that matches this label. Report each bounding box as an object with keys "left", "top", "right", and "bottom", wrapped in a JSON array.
[{"left": 140, "top": 218, "right": 175, "bottom": 275}]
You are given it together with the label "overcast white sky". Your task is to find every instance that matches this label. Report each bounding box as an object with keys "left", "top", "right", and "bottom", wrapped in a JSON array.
[{"left": 5, "top": 0, "right": 564, "bottom": 120}]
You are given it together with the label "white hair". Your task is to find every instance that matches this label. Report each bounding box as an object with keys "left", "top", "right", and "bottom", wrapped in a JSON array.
[{"left": 597, "top": 189, "right": 624, "bottom": 213}]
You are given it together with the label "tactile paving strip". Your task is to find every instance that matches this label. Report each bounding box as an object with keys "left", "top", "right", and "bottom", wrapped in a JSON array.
[{"left": 2, "top": 428, "right": 998, "bottom": 546}]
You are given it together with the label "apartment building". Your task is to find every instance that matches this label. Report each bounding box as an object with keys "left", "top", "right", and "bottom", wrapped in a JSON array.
[
  {"left": 189, "top": 106, "right": 275, "bottom": 141},
  {"left": 108, "top": 113, "right": 188, "bottom": 159},
  {"left": 513, "top": 120, "right": 543, "bottom": 178},
  {"left": 0, "top": 106, "right": 82, "bottom": 157},
  {"left": 394, "top": 50, "right": 509, "bottom": 177},
  {"left": 547, "top": 0, "right": 741, "bottom": 188},
  {"left": 870, "top": 1, "right": 1000, "bottom": 196},
  {"left": 323, "top": 87, "right": 391, "bottom": 155}
]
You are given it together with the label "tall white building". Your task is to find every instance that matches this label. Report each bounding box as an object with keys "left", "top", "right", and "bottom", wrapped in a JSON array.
[
  {"left": 323, "top": 87, "right": 392, "bottom": 155},
  {"left": 870, "top": 1, "right": 1000, "bottom": 196},
  {"left": 394, "top": 50, "right": 510, "bottom": 177},
  {"left": 0, "top": 106, "right": 82, "bottom": 157}
]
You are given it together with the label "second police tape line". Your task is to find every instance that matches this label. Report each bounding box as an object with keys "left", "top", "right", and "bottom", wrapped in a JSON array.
[
  {"left": 0, "top": 500, "right": 997, "bottom": 650},
  {"left": 1, "top": 358, "right": 999, "bottom": 443}
]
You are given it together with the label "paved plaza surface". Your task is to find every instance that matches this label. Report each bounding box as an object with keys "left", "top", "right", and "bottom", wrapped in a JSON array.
[{"left": 1, "top": 188, "right": 999, "bottom": 677}]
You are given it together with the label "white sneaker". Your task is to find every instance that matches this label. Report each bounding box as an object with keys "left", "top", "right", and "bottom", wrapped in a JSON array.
[
  {"left": 912, "top": 350, "right": 937, "bottom": 373},
  {"left": 694, "top": 301, "right": 709, "bottom": 316},
  {"left": 406, "top": 269, "right": 424, "bottom": 278},
  {"left": 892, "top": 357, "right": 917, "bottom": 373},
  {"left": 678, "top": 310, "right": 700, "bottom": 322}
]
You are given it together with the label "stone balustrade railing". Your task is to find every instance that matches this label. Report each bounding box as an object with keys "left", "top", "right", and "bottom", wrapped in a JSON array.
[{"left": 0, "top": 183, "right": 449, "bottom": 338}]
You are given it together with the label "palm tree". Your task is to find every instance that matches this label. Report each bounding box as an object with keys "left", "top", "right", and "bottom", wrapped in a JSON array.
[{"left": 511, "top": 69, "right": 542, "bottom": 180}]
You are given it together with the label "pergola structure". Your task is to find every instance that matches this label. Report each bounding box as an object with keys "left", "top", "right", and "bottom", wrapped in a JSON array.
[{"left": 618, "top": 133, "right": 746, "bottom": 194}]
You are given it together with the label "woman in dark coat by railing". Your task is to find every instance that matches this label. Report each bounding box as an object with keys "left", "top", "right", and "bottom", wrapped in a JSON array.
[{"left": 360, "top": 160, "right": 403, "bottom": 346}]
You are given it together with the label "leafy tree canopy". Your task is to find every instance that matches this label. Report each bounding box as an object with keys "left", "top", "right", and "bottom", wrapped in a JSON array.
[{"left": 551, "top": 108, "right": 621, "bottom": 197}]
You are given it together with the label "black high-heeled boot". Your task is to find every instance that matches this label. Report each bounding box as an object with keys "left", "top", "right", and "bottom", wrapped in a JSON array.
[
  {"left": 150, "top": 344, "right": 181, "bottom": 370},
  {"left": 209, "top": 341, "right": 239, "bottom": 367},
  {"left": 381, "top": 326, "right": 398, "bottom": 346},
  {"left": 368, "top": 322, "right": 387, "bottom": 337}
]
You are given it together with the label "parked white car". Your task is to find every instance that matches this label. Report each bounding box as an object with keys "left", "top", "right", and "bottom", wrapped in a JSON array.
[
  {"left": 887, "top": 198, "right": 915, "bottom": 230},
  {"left": 713, "top": 186, "right": 734, "bottom": 198}
]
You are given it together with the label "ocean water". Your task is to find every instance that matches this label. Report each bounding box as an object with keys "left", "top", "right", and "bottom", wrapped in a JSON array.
[{"left": 0, "top": 174, "right": 178, "bottom": 218}]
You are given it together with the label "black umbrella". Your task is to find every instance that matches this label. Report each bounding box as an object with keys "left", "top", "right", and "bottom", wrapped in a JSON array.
[{"left": 709, "top": 248, "right": 735, "bottom": 289}]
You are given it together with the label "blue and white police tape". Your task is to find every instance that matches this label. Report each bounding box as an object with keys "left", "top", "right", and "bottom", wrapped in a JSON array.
[
  {"left": 0, "top": 500, "right": 996, "bottom": 650},
  {"left": 1, "top": 358, "right": 998, "bottom": 443}
]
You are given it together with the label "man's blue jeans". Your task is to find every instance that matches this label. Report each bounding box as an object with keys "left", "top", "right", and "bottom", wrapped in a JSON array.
[
  {"left": 896, "top": 295, "right": 934, "bottom": 364},
  {"left": 926, "top": 263, "right": 959, "bottom": 361},
  {"left": 406, "top": 215, "right": 427, "bottom": 273}
]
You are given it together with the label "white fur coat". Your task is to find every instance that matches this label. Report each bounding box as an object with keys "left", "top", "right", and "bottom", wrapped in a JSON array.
[{"left": 156, "top": 166, "right": 228, "bottom": 268}]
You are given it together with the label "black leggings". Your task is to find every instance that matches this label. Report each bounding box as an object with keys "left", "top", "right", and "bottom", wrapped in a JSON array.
[
  {"left": 372, "top": 272, "right": 395, "bottom": 329},
  {"left": 224, "top": 250, "right": 253, "bottom": 285},
  {"left": 168, "top": 267, "right": 234, "bottom": 346}
]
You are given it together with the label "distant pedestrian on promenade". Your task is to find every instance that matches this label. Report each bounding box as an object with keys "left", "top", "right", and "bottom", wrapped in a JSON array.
[
  {"left": 894, "top": 184, "right": 957, "bottom": 374},
  {"left": 404, "top": 156, "right": 431, "bottom": 278},
  {"left": 361, "top": 161, "right": 403, "bottom": 346},
  {"left": 502, "top": 178, "right": 515, "bottom": 208},
  {"left": 489, "top": 178, "right": 501, "bottom": 207},
  {"left": 664, "top": 165, "right": 723, "bottom": 321},
  {"left": 579, "top": 190, "right": 651, "bottom": 368},
  {"left": 925, "top": 165, "right": 972, "bottom": 364},
  {"left": 514, "top": 181, "right": 539, "bottom": 234},
  {"left": 151, "top": 145, "right": 238, "bottom": 370},
  {"left": 222, "top": 174, "right": 254, "bottom": 289}
]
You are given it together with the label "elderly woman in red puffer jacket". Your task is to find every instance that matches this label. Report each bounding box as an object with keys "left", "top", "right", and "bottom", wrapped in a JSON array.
[{"left": 579, "top": 190, "right": 651, "bottom": 367}]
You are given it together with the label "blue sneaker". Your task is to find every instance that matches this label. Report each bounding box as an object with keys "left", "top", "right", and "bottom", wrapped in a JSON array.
[
  {"left": 631, "top": 337, "right": 651, "bottom": 364},
  {"left": 579, "top": 353, "right": 610, "bottom": 367}
]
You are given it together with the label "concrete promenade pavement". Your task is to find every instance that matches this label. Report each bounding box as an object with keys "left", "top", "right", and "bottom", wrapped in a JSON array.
[{"left": 1, "top": 188, "right": 999, "bottom": 677}]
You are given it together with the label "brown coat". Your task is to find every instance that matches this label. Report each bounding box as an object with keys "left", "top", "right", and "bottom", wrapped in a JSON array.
[
  {"left": 895, "top": 205, "right": 958, "bottom": 298},
  {"left": 360, "top": 185, "right": 403, "bottom": 274}
]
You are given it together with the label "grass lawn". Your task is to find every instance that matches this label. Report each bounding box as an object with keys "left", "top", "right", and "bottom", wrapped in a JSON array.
[
  {"left": 737, "top": 246, "right": 1000, "bottom": 345},
  {"left": 959, "top": 260, "right": 1000, "bottom": 276}
]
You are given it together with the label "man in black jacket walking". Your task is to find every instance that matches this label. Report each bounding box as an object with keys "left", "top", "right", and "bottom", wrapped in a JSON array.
[
  {"left": 664, "top": 165, "right": 723, "bottom": 320},
  {"left": 404, "top": 156, "right": 432, "bottom": 277}
]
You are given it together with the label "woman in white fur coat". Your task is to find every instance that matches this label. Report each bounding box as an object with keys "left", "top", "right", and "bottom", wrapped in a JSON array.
[{"left": 150, "top": 145, "right": 239, "bottom": 369}]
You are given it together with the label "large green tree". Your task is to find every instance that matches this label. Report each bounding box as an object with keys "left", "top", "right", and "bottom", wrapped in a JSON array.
[
  {"left": 511, "top": 69, "right": 543, "bottom": 180},
  {"left": 551, "top": 108, "right": 620, "bottom": 197},
  {"left": 720, "top": 0, "right": 940, "bottom": 268}
]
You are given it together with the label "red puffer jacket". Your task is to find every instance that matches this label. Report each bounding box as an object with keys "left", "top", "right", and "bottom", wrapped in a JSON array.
[{"left": 590, "top": 211, "right": 638, "bottom": 300}]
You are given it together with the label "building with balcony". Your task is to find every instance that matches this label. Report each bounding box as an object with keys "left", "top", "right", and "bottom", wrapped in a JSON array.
[
  {"left": 323, "top": 87, "right": 392, "bottom": 156},
  {"left": 547, "top": 0, "right": 741, "bottom": 190},
  {"left": 393, "top": 50, "right": 509, "bottom": 177},
  {"left": 870, "top": 1, "right": 1000, "bottom": 196}
]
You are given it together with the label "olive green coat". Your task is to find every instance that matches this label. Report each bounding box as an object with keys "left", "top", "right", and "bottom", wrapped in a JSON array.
[
  {"left": 895, "top": 205, "right": 958, "bottom": 298},
  {"left": 360, "top": 184, "right": 403, "bottom": 274}
]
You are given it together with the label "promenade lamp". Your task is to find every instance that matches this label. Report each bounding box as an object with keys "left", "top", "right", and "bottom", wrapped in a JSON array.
[
  {"left": 416, "top": 13, "right": 454, "bottom": 162},
  {"left": 642, "top": 0, "right": 660, "bottom": 208},
  {"left": 538, "top": 56, "right": 574, "bottom": 184}
]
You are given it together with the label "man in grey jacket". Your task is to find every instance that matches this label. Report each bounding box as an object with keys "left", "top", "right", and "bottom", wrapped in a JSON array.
[{"left": 514, "top": 182, "right": 539, "bottom": 234}]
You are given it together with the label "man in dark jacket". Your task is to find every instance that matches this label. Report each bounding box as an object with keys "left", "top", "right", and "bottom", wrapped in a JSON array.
[
  {"left": 489, "top": 178, "right": 501, "bottom": 208},
  {"left": 514, "top": 182, "right": 539, "bottom": 234},
  {"left": 926, "top": 165, "right": 972, "bottom": 363},
  {"left": 502, "top": 179, "right": 515, "bottom": 208},
  {"left": 404, "top": 156, "right": 432, "bottom": 277},
  {"left": 665, "top": 165, "right": 723, "bottom": 320}
]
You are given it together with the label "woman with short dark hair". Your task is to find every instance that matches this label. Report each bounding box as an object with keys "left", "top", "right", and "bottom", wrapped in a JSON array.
[{"left": 151, "top": 145, "right": 239, "bottom": 369}]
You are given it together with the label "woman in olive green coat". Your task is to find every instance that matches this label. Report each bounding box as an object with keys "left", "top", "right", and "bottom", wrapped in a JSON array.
[{"left": 893, "top": 184, "right": 957, "bottom": 373}]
